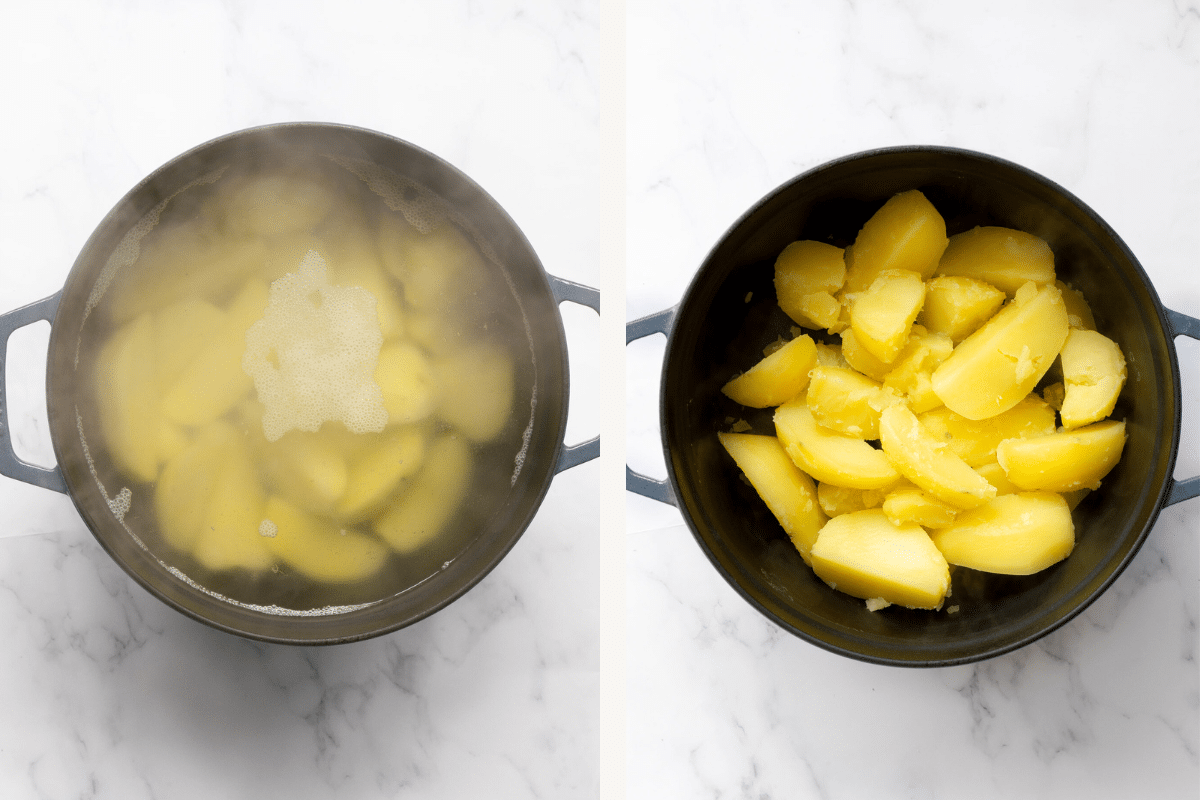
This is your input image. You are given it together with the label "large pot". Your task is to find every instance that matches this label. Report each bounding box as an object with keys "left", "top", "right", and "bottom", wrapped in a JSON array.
[
  {"left": 627, "top": 145, "right": 1197, "bottom": 667},
  {"left": 0, "top": 123, "right": 599, "bottom": 644}
]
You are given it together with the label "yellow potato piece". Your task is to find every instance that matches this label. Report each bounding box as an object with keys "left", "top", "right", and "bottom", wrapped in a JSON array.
[
  {"left": 155, "top": 421, "right": 237, "bottom": 552},
  {"left": 973, "top": 460, "right": 1020, "bottom": 496},
  {"left": 152, "top": 298, "right": 224, "bottom": 395},
  {"left": 379, "top": 217, "right": 487, "bottom": 310},
  {"left": 721, "top": 334, "right": 818, "bottom": 408},
  {"left": 996, "top": 419, "right": 1126, "bottom": 492},
  {"left": 774, "top": 240, "right": 846, "bottom": 330},
  {"left": 774, "top": 401, "right": 899, "bottom": 490},
  {"left": 262, "top": 496, "right": 389, "bottom": 584},
  {"left": 934, "top": 226, "right": 1056, "bottom": 296},
  {"left": 918, "top": 275, "right": 1006, "bottom": 343},
  {"left": 930, "top": 281, "right": 1069, "bottom": 420},
  {"left": 839, "top": 327, "right": 892, "bottom": 382},
  {"left": 878, "top": 404, "right": 997, "bottom": 509},
  {"left": 810, "top": 509, "right": 950, "bottom": 610},
  {"left": 881, "top": 326, "right": 954, "bottom": 414},
  {"left": 375, "top": 340, "right": 437, "bottom": 425},
  {"left": 1058, "top": 328, "right": 1126, "bottom": 429},
  {"left": 806, "top": 366, "right": 885, "bottom": 439},
  {"left": 161, "top": 279, "right": 269, "bottom": 426},
  {"left": 94, "top": 313, "right": 160, "bottom": 483},
  {"left": 191, "top": 437, "right": 274, "bottom": 573},
  {"left": 1056, "top": 280, "right": 1097, "bottom": 331},
  {"left": 844, "top": 190, "right": 949, "bottom": 293},
  {"left": 816, "top": 482, "right": 886, "bottom": 518},
  {"left": 336, "top": 426, "right": 428, "bottom": 522},
  {"left": 260, "top": 431, "right": 350, "bottom": 514},
  {"left": 375, "top": 434, "right": 472, "bottom": 553},
  {"left": 719, "top": 432, "right": 827, "bottom": 563},
  {"left": 881, "top": 484, "right": 959, "bottom": 529},
  {"left": 848, "top": 269, "right": 926, "bottom": 364},
  {"left": 434, "top": 341, "right": 516, "bottom": 442},
  {"left": 930, "top": 492, "right": 1074, "bottom": 575},
  {"left": 916, "top": 395, "right": 1058, "bottom": 467}
]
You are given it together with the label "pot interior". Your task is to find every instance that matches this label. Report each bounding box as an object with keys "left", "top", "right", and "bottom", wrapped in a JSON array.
[
  {"left": 663, "top": 146, "right": 1179, "bottom": 666},
  {"left": 46, "top": 124, "right": 569, "bottom": 643}
]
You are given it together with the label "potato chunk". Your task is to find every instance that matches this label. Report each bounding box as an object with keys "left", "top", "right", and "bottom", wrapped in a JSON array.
[
  {"left": 996, "top": 419, "right": 1126, "bottom": 492},
  {"left": 721, "top": 334, "right": 818, "bottom": 408},
  {"left": 816, "top": 482, "right": 886, "bottom": 518},
  {"left": 774, "top": 401, "right": 899, "bottom": 490},
  {"left": 259, "top": 431, "right": 349, "bottom": 515},
  {"left": 839, "top": 327, "right": 892, "bottom": 382},
  {"left": 774, "top": 240, "right": 846, "bottom": 330},
  {"left": 916, "top": 395, "right": 1058, "bottom": 467},
  {"left": 881, "top": 326, "right": 954, "bottom": 414},
  {"left": 191, "top": 436, "right": 274, "bottom": 573},
  {"left": 434, "top": 341, "right": 516, "bottom": 442},
  {"left": 848, "top": 269, "right": 926, "bottom": 364},
  {"left": 1056, "top": 280, "right": 1096, "bottom": 331},
  {"left": 934, "top": 226, "right": 1056, "bottom": 295},
  {"left": 375, "top": 434, "right": 472, "bottom": 553},
  {"left": 881, "top": 484, "right": 959, "bottom": 528},
  {"left": 930, "top": 281, "right": 1069, "bottom": 420},
  {"left": 918, "top": 275, "right": 1006, "bottom": 342},
  {"left": 844, "top": 190, "right": 949, "bottom": 292},
  {"left": 155, "top": 421, "right": 237, "bottom": 552},
  {"left": 1058, "top": 328, "right": 1126, "bottom": 429},
  {"left": 263, "top": 496, "right": 388, "bottom": 583},
  {"left": 810, "top": 509, "right": 950, "bottom": 610},
  {"left": 878, "top": 404, "right": 997, "bottom": 509},
  {"left": 806, "top": 366, "right": 884, "bottom": 439},
  {"left": 375, "top": 341, "right": 437, "bottom": 425},
  {"left": 719, "top": 432, "right": 827, "bottom": 563},
  {"left": 931, "top": 492, "right": 1074, "bottom": 575},
  {"left": 336, "top": 426, "right": 427, "bottom": 522}
]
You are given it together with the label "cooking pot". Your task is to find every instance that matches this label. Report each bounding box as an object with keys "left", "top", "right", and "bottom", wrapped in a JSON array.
[
  {"left": 0, "top": 122, "right": 599, "bottom": 644},
  {"left": 627, "top": 145, "right": 1198, "bottom": 667}
]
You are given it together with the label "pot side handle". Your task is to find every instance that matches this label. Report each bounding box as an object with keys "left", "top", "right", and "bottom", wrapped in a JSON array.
[
  {"left": 548, "top": 275, "right": 600, "bottom": 474},
  {"left": 1165, "top": 307, "right": 1199, "bottom": 506},
  {"left": 0, "top": 292, "right": 68, "bottom": 494},
  {"left": 625, "top": 307, "right": 677, "bottom": 506}
]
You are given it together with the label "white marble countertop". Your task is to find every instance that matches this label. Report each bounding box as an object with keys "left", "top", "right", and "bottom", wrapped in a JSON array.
[
  {"left": 626, "top": 2, "right": 1198, "bottom": 799},
  {"left": 0, "top": 1, "right": 1195, "bottom": 799}
]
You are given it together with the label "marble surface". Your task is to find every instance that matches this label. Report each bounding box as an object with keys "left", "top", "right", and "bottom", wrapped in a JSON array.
[
  {"left": 0, "top": 2, "right": 611, "bottom": 799},
  {"left": 627, "top": 2, "right": 1199, "bottom": 799}
]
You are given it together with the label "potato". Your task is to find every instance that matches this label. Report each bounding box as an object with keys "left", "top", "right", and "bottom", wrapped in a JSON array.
[
  {"left": 816, "top": 482, "right": 886, "bottom": 518},
  {"left": 155, "top": 421, "right": 237, "bottom": 552},
  {"left": 161, "top": 278, "right": 268, "bottom": 426},
  {"left": 881, "top": 326, "right": 954, "bottom": 414},
  {"left": 379, "top": 219, "right": 487, "bottom": 310},
  {"left": 721, "top": 334, "right": 818, "bottom": 408},
  {"left": 806, "top": 366, "right": 885, "bottom": 439},
  {"left": 839, "top": 327, "right": 892, "bottom": 382},
  {"left": 934, "top": 226, "right": 1056, "bottom": 295},
  {"left": 262, "top": 496, "right": 388, "bottom": 583},
  {"left": 881, "top": 483, "right": 959, "bottom": 528},
  {"left": 916, "top": 395, "right": 1057, "bottom": 467},
  {"left": 336, "top": 426, "right": 428, "bottom": 522},
  {"left": 94, "top": 312, "right": 160, "bottom": 483},
  {"left": 774, "top": 240, "right": 846, "bottom": 330},
  {"left": 930, "top": 492, "right": 1074, "bottom": 575},
  {"left": 809, "top": 509, "right": 950, "bottom": 610},
  {"left": 930, "top": 281, "right": 1069, "bottom": 420},
  {"left": 1056, "top": 280, "right": 1096, "bottom": 331},
  {"left": 996, "top": 419, "right": 1126, "bottom": 492},
  {"left": 433, "top": 341, "right": 516, "bottom": 442},
  {"left": 1058, "top": 328, "right": 1126, "bottom": 429},
  {"left": 375, "top": 434, "right": 472, "bottom": 553},
  {"left": 375, "top": 340, "right": 437, "bottom": 425},
  {"left": 152, "top": 298, "right": 224, "bottom": 395},
  {"left": 844, "top": 190, "right": 948, "bottom": 292},
  {"left": 848, "top": 269, "right": 926, "bottom": 363},
  {"left": 878, "top": 404, "right": 997, "bottom": 509},
  {"left": 917, "top": 275, "right": 1006, "bottom": 342},
  {"left": 972, "top": 460, "right": 1020, "bottom": 496},
  {"left": 719, "top": 432, "right": 826, "bottom": 563},
  {"left": 774, "top": 400, "right": 900, "bottom": 490},
  {"left": 191, "top": 436, "right": 274, "bottom": 573},
  {"left": 260, "top": 431, "right": 349, "bottom": 515}
]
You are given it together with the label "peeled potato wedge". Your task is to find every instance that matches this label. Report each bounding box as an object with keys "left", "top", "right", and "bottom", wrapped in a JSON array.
[
  {"left": 934, "top": 226, "right": 1056, "bottom": 295},
  {"left": 848, "top": 269, "right": 926, "bottom": 364},
  {"left": 375, "top": 434, "right": 472, "bottom": 553},
  {"left": 336, "top": 426, "right": 428, "bottom": 522},
  {"left": 844, "top": 190, "right": 948, "bottom": 292},
  {"left": 995, "top": 419, "right": 1126, "bottom": 492},
  {"left": 719, "top": 432, "right": 827, "bottom": 564},
  {"left": 191, "top": 436, "right": 274, "bottom": 573},
  {"left": 881, "top": 484, "right": 959, "bottom": 529},
  {"left": 722, "top": 334, "right": 818, "bottom": 408},
  {"left": 774, "top": 240, "right": 846, "bottom": 330},
  {"left": 806, "top": 366, "right": 885, "bottom": 439},
  {"left": 810, "top": 509, "right": 950, "bottom": 610},
  {"left": 155, "top": 421, "right": 238, "bottom": 552},
  {"left": 916, "top": 395, "right": 1058, "bottom": 467},
  {"left": 774, "top": 401, "right": 899, "bottom": 490},
  {"left": 878, "top": 404, "right": 996, "bottom": 510},
  {"left": 263, "top": 496, "right": 389, "bottom": 583},
  {"left": 1058, "top": 328, "right": 1126, "bottom": 429},
  {"left": 434, "top": 341, "right": 516, "bottom": 442},
  {"left": 930, "top": 492, "right": 1074, "bottom": 575},
  {"left": 918, "top": 275, "right": 1006, "bottom": 343},
  {"left": 375, "top": 340, "right": 437, "bottom": 425}
]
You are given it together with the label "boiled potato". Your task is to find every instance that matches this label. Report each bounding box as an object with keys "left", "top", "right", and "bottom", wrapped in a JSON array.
[
  {"left": 774, "top": 400, "right": 899, "bottom": 490},
  {"left": 1058, "top": 328, "right": 1126, "bottom": 429},
  {"left": 434, "top": 341, "right": 516, "bottom": 442},
  {"left": 972, "top": 460, "right": 1021, "bottom": 496},
  {"left": 918, "top": 275, "right": 1006, "bottom": 342},
  {"left": 262, "top": 496, "right": 388, "bottom": 583},
  {"left": 810, "top": 509, "right": 950, "bottom": 610},
  {"left": 94, "top": 312, "right": 160, "bottom": 483},
  {"left": 881, "top": 326, "right": 954, "bottom": 414},
  {"left": 839, "top": 327, "right": 893, "bottom": 382},
  {"left": 930, "top": 492, "right": 1074, "bottom": 575},
  {"left": 375, "top": 434, "right": 472, "bottom": 553},
  {"left": 260, "top": 430, "right": 349, "bottom": 515},
  {"left": 152, "top": 298, "right": 224, "bottom": 395},
  {"left": 816, "top": 482, "right": 886, "bottom": 518},
  {"left": 375, "top": 340, "right": 437, "bottom": 425},
  {"left": 155, "top": 421, "right": 237, "bottom": 552},
  {"left": 336, "top": 426, "right": 428, "bottom": 522},
  {"left": 916, "top": 395, "right": 1057, "bottom": 467},
  {"left": 878, "top": 404, "right": 996, "bottom": 509},
  {"left": 774, "top": 240, "right": 846, "bottom": 330},
  {"left": 848, "top": 269, "right": 926, "bottom": 363},
  {"left": 379, "top": 219, "right": 487, "bottom": 310},
  {"left": 996, "top": 419, "right": 1126, "bottom": 492},
  {"left": 844, "top": 190, "right": 948, "bottom": 292},
  {"left": 930, "top": 281, "right": 1068, "bottom": 420},
  {"left": 806, "top": 366, "right": 885, "bottom": 439},
  {"left": 191, "top": 436, "right": 274, "bottom": 573},
  {"left": 1056, "top": 280, "right": 1097, "bottom": 330},
  {"left": 721, "top": 334, "right": 818, "bottom": 408},
  {"left": 719, "top": 432, "right": 827, "bottom": 564},
  {"left": 881, "top": 483, "right": 959, "bottom": 529},
  {"left": 934, "top": 226, "right": 1056, "bottom": 295}
]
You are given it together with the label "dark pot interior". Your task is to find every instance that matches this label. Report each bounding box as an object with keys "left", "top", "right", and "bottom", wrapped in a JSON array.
[
  {"left": 45, "top": 123, "right": 570, "bottom": 644},
  {"left": 662, "top": 146, "right": 1181, "bottom": 666}
]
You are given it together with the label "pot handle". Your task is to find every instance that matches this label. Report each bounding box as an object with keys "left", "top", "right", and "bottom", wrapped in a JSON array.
[
  {"left": 625, "top": 307, "right": 677, "bottom": 506},
  {"left": 0, "top": 292, "right": 68, "bottom": 494},
  {"left": 1165, "top": 307, "right": 1199, "bottom": 506},
  {"left": 548, "top": 275, "right": 601, "bottom": 473}
]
